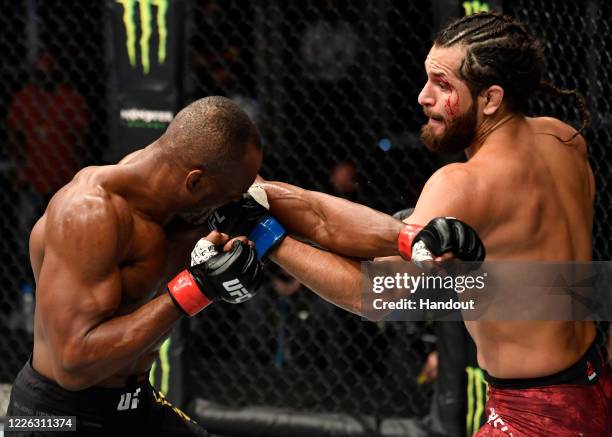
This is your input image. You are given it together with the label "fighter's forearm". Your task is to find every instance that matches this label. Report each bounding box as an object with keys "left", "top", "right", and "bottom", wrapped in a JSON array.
[
  {"left": 59, "top": 294, "right": 182, "bottom": 389},
  {"left": 260, "top": 181, "right": 404, "bottom": 259},
  {"left": 270, "top": 236, "right": 363, "bottom": 315}
]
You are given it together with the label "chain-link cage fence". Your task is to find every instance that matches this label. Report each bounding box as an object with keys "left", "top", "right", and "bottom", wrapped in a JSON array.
[
  {"left": 185, "top": 0, "right": 439, "bottom": 419},
  {"left": 0, "top": 0, "right": 107, "bottom": 383},
  {"left": 184, "top": 0, "right": 612, "bottom": 420},
  {"left": 0, "top": 0, "right": 610, "bottom": 426}
]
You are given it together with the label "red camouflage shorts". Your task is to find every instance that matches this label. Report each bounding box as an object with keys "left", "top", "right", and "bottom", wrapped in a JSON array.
[{"left": 475, "top": 337, "right": 611, "bottom": 436}]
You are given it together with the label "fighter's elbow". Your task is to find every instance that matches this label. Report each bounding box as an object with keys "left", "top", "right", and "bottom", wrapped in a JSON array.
[
  {"left": 311, "top": 221, "right": 332, "bottom": 246},
  {"left": 57, "top": 344, "right": 94, "bottom": 390},
  {"left": 60, "top": 343, "right": 84, "bottom": 371}
]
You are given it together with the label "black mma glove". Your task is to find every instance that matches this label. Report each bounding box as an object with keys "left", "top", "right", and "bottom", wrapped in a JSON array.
[
  {"left": 167, "top": 238, "right": 263, "bottom": 316},
  {"left": 415, "top": 217, "right": 485, "bottom": 261},
  {"left": 398, "top": 217, "right": 485, "bottom": 262},
  {"left": 207, "top": 184, "right": 287, "bottom": 261},
  {"left": 207, "top": 195, "right": 267, "bottom": 236}
]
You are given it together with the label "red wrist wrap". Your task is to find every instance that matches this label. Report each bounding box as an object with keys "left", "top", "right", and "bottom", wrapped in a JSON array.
[
  {"left": 398, "top": 224, "right": 423, "bottom": 260},
  {"left": 167, "top": 270, "right": 212, "bottom": 317}
]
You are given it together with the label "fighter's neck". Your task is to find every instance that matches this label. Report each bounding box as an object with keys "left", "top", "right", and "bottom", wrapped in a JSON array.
[
  {"left": 465, "top": 113, "right": 523, "bottom": 159},
  {"left": 109, "top": 149, "right": 182, "bottom": 224}
]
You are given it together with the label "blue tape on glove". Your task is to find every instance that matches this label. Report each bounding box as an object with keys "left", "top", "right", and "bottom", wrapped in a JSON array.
[{"left": 248, "top": 216, "right": 287, "bottom": 261}]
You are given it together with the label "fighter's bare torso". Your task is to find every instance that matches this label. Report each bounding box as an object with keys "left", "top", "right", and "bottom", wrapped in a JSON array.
[
  {"left": 449, "top": 116, "right": 595, "bottom": 378},
  {"left": 30, "top": 156, "right": 200, "bottom": 388},
  {"left": 262, "top": 113, "right": 595, "bottom": 379}
]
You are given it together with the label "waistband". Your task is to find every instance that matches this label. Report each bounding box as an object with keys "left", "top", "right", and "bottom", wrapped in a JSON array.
[
  {"left": 12, "top": 357, "right": 154, "bottom": 416},
  {"left": 484, "top": 331, "right": 606, "bottom": 389}
]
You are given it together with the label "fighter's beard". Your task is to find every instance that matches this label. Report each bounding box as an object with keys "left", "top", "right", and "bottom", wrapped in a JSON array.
[{"left": 421, "top": 103, "right": 478, "bottom": 154}]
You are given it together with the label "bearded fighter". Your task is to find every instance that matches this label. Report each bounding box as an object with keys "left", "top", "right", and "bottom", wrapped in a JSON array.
[{"left": 212, "top": 13, "right": 610, "bottom": 436}]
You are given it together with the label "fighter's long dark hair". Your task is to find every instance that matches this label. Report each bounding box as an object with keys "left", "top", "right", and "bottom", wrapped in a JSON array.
[{"left": 434, "top": 12, "right": 588, "bottom": 142}]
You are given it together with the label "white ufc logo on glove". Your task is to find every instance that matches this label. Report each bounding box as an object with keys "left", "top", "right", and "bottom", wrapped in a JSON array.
[
  {"left": 207, "top": 211, "right": 226, "bottom": 230},
  {"left": 223, "top": 278, "right": 252, "bottom": 303}
]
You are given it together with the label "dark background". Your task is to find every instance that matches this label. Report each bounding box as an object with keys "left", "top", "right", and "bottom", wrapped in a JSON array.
[{"left": 0, "top": 0, "right": 610, "bottom": 420}]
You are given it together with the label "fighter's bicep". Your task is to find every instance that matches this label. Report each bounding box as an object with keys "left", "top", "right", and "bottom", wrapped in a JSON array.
[
  {"left": 373, "top": 255, "right": 403, "bottom": 262},
  {"left": 38, "top": 250, "right": 122, "bottom": 323},
  {"left": 40, "top": 199, "right": 125, "bottom": 343},
  {"left": 37, "top": 254, "right": 122, "bottom": 372}
]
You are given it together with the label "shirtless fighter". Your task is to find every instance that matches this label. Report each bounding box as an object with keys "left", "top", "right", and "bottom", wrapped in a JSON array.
[
  {"left": 6, "top": 96, "right": 265, "bottom": 436},
  {"left": 212, "top": 13, "right": 611, "bottom": 436}
]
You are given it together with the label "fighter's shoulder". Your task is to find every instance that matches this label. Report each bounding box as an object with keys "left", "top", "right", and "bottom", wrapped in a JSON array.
[
  {"left": 46, "top": 186, "right": 133, "bottom": 246},
  {"left": 533, "top": 116, "right": 587, "bottom": 153},
  {"left": 424, "top": 162, "right": 475, "bottom": 191},
  {"left": 419, "top": 163, "right": 479, "bottom": 209},
  {"left": 414, "top": 163, "right": 482, "bottom": 227},
  {"left": 534, "top": 116, "right": 578, "bottom": 133}
]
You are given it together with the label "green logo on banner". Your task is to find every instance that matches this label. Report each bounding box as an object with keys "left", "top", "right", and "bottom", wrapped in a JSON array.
[
  {"left": 150, "top": 337, "right": 171, "bottom": 395},
  {"left": 466, "top": 366, "right": 488, "bottom": 435},
  {"left": 116, "top": 0, "right": 168, "bottom": 74},
  {"left": 463, "top": 1, "right": 490, "bottom": 16}
]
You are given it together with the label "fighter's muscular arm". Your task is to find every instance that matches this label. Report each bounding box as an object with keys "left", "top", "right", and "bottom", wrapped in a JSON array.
[
  {"left": 407, "top": 164, "right": 481, "bottom": 229},
  {"left": 38, "top": 195, "right": 182, "bottom": 390},
  {"left": 271, "top": 237, "right": 363, "bottom": 314},
  {"left": 259, "top": 179, "right": 404, "bottom": 259},
  {"left": 269, "top": 164, "right": 481, "bottom": 315}
]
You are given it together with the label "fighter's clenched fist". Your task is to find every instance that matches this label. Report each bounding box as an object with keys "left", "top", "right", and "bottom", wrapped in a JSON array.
[{"left": 168, "top": 233, "right": 263, "bottom": 316}]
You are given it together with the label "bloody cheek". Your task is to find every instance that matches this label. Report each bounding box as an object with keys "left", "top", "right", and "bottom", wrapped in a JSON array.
[
  {"left": 445, "top": 93, "right": 460, "bottom": 119},
  {"left": 440, "top": 79, "right": 460, "bottom": 119}
]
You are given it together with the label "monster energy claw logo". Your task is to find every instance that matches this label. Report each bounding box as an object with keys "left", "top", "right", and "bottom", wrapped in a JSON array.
[
  {"left": 116, "top": 0, "right": 168, "bottom": 74},
  {"left": 466, "top": 366, "right": 487, "bottom": 435},
  {"left": 463, "top": 1, "right": 490, "bottom": 16}
]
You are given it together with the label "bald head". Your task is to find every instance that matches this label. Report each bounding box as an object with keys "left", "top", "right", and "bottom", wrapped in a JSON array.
[{"left": 160, "top": 96, "right": 261, "bottom": 173}]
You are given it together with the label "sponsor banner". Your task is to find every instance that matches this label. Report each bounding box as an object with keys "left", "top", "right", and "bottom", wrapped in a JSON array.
[
  {"left": 107, "top": 0, "right": 185, "bottom": 158},
  {"left": 119, "top": 108, "right": 174, "bottom": 129},
  {"left": 361, "top": 261, "right": 612, "bottom": 321},
  {"left": 149, "top": 323, "right": 187, "bottom": 407},
  {"left": 432, "top": 0, "right": 503, "bottom": 33},
  {"left": 461, "top": 0, "right": 503, "bottom": 16}
]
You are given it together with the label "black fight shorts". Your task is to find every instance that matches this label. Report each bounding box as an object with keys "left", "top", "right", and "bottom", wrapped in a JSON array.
[{"left": 6, "top": 358, "right": 209, "bottom": 436}]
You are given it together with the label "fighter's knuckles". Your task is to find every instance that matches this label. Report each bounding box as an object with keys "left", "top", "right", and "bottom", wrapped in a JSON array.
[
  {"left": 203, "top": 230, "right": 229, "bottom": 245},
  {"left": 223, "top": 236, "right": 249, "bottom": 252},
  {"left": 418, "top": 217, "right": 485, "bottom": 262}
]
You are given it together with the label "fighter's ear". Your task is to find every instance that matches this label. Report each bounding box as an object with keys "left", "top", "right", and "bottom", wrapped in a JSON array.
[
  {"left": 185, "top": 169, "right": 204, "bottom": 193},
  {"left": 482, "top": 85, "right": 504, "bottom": 116}
]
